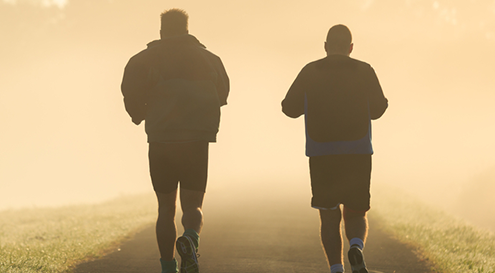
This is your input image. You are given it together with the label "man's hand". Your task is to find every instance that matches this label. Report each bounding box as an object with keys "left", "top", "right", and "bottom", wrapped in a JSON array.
[{"left": 132, "top": 118, "right": 143, "bottom": 125}]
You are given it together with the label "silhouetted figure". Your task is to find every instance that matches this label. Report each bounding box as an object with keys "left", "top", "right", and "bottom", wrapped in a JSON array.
[
  {"left": 282, "top": 25, "right": 388, "bottom": 273},
  {"left": 121, "top": 9, "right": 229, "bottom": 273}
]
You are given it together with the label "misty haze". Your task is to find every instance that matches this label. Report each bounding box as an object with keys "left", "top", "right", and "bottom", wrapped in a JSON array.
[{"left": 1, "top": 0, "right": 495, "bottom": 272}]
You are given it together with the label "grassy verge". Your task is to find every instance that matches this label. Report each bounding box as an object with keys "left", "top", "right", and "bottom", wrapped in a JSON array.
[
  {"left": 373, "top": 184, "right": 495, "bottom": 272},
  {"left": 0, "top": 193, "right": 156, "bottom": 273}
]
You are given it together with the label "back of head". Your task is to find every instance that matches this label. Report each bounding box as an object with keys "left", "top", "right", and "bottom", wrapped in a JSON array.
[
  {"left": 326, "top": 24, "right": 352, "bottom": 54},
  {"left": 161, "top": 8, "right": 189, "bottom": 37}
]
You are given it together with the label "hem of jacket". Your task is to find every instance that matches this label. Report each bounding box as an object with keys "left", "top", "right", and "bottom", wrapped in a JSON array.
[
  {"left": 305, "top": 127, "right": 373, "bottom": 157},
  {"left": 147, "top": 132, "right": 217, "bottom": 143}
]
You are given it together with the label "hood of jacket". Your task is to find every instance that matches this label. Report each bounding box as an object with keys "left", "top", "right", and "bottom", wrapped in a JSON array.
[{"left": 146, "top": 34, "right": 206, "bottom": 49}]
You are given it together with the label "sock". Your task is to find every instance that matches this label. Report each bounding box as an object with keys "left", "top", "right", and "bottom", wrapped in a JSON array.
[
  {"left": 330, "top": 263, "right": 344, "bottom": 273},
  {"left": 349, "top": 237, "right": 364, "bottom": 250},
  {"left": 183, "top": 229, "right": 200, "bottom": 250},
  {"left": 160, "top": 258, "right": 178, "bottom": 273}
]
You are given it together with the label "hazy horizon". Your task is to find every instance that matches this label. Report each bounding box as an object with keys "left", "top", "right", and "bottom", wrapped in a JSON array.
[{"left": 1, "top": 0, "right": 495, "bottom": 231}]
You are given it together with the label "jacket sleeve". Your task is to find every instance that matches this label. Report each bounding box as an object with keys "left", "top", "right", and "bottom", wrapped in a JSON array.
[
  {"left": 366, "top": 65, "right": 388, "bottom": 120},
  {"left": 121, "top": 54, "right": 152, "bottom": 125},
  {"left": 281, "top": 67, "right": 308, "bottom": 118},
  {"left": 214, "top": 56, "right": 230, "bottom": 106}
]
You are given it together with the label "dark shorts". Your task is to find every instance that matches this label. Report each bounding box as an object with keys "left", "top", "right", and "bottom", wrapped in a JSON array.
[
  {"left": 309, "top": 154, "right": 371, "bottom": 212},
  {"left": 148, "top": 141, "right": 209, "bottom": 194}
]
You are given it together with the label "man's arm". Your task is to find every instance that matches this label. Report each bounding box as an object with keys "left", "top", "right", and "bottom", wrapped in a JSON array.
[
  {"left": 214, "top": 56, "right": 229, "bottom": 106},
  {"left": 121, "top": 55, "right": 151, "bottom": 125},
  {"left": 366, "top": 66, "right": 388, "bottom": 120},
  {"left": 282, "top": 67, "right": 308, "bottom": 118}
]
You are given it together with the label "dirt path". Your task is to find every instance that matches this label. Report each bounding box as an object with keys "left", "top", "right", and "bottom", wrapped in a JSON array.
[{"left": 73, "top": 194, "right": 432, "bottom": 273}]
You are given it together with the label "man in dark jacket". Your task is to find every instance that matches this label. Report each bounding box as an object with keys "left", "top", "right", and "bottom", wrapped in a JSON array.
[
  {"left": 282, "top": 25, "right": 387, "bottom": 273},
  {"left": 121, "top": 9, "right": 229, "bottom": 273}
]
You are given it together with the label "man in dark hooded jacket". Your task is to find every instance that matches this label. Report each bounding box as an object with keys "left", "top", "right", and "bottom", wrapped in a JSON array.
[{"left": 121, "top": 8, "right": 229, "bottom": 273}]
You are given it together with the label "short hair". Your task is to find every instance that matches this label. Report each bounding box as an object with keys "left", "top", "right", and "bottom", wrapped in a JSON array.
[
  {"left": 326, "top": 24, "right": 352, "bottom": 53},
  {"left": 161, "top": 8, "right": 189, "bottom": 37}
]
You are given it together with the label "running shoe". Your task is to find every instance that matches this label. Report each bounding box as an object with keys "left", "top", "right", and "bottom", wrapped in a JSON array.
[
  {"left": 176, "top": 235, "right": 199, "bottom": 273},
  {"left": 348, "top": 245, "right": 369, "bottom": 273}
]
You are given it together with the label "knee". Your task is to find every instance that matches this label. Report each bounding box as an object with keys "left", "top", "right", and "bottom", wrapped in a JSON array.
[
  {"left": 157, "top": 199, "right": 177, "bottom": 219},
  {"left": 343, "top": 207, "right": 367, "bottom": 220},
  {"left": 182, "top": 205, "right": 202, "bottom": 215},
  {"left": 158, "top": 205, "right": 176, "bottom": 220},
  {"left": 156, "top": 190, "right": 178, "bottom": 219},
  {"left": 319, "top": 208, "right": 342, "bottom": 227}
]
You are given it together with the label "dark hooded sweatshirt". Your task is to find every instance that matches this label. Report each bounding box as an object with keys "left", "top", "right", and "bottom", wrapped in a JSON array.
[{"left": 121, "top": 34, "right": 229, "bottom": 142}]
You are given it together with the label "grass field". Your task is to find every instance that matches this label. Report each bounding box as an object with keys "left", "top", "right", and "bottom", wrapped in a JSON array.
[
  {"left": 0, "top": 194, "right": 156, "bottom": 273},
  {"left": 373, "top": 185, "right": 495, "bottom": 273},
  {"left": 2, "top": 187, "right": 495, "bottom": 272}
]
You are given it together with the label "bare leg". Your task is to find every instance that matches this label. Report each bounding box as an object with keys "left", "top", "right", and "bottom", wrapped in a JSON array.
[
  {"left": 319, "top": 207, "right": 344, "bottom": 267},
  {"left": 180, "top": 188, "right": 205, "bottom": 233},
  {"left": 343, "top": 209, "right": 368, "bottom": 244},
  {"left": 156, "top": 190, "right": 178, "bottom": 260}
]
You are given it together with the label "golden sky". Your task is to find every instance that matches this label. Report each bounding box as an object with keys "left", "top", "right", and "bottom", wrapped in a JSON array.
[{"left": 1, "top": 0, "right": 494, "bottom": 209}]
